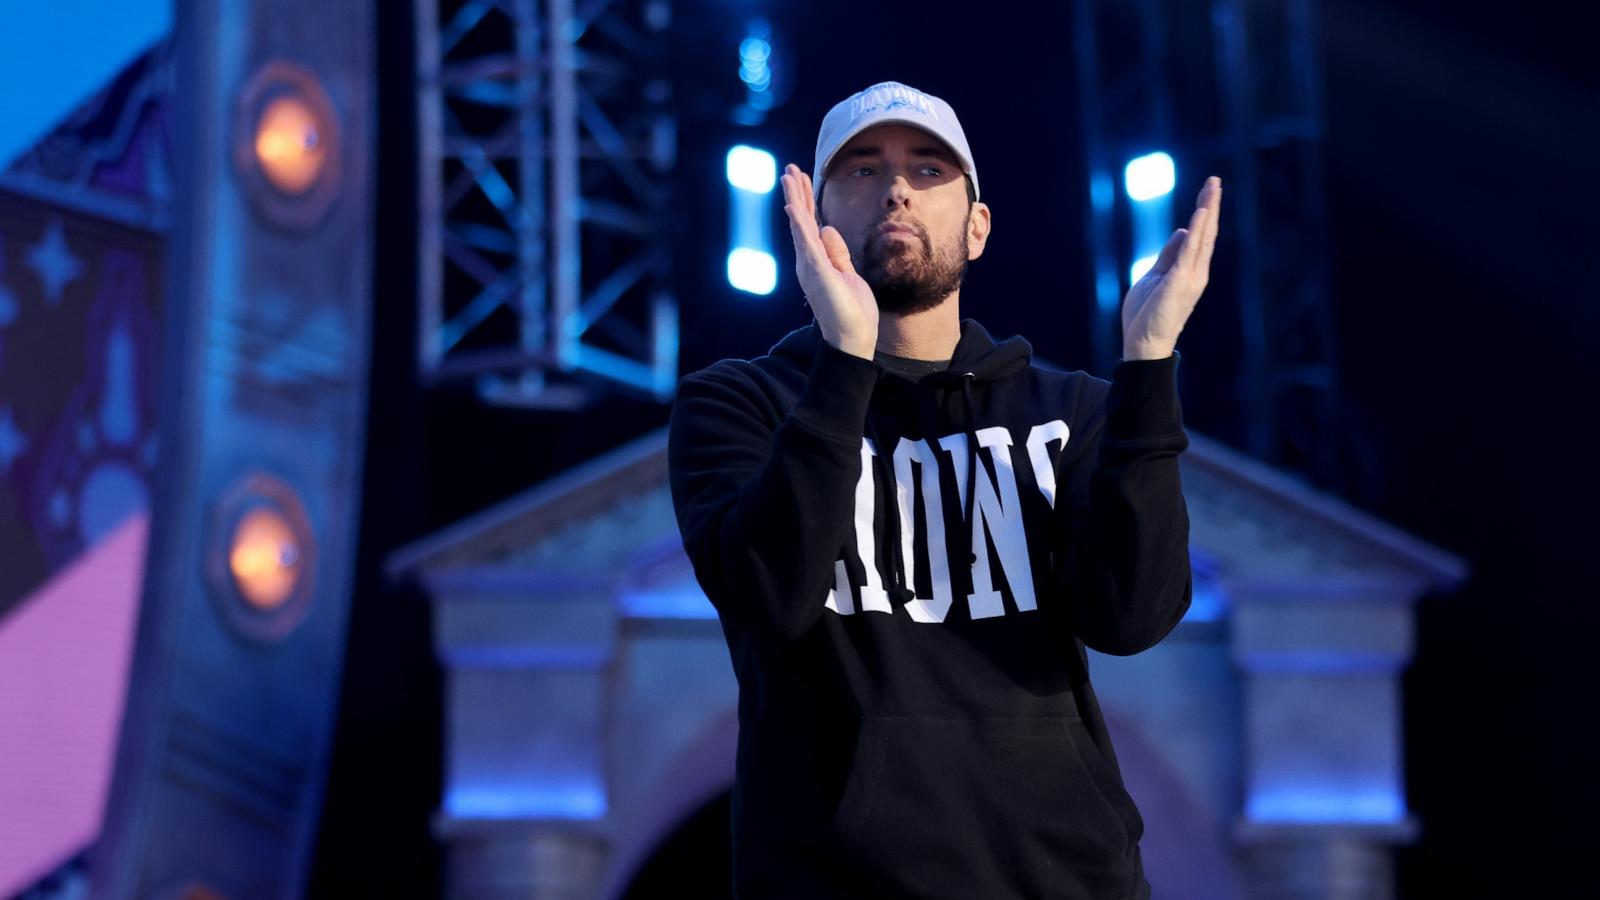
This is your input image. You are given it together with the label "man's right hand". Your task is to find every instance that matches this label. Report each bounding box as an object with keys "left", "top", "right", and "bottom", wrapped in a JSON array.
[{"left": 781, "top": 164, "right": 878, "bottom": 360}]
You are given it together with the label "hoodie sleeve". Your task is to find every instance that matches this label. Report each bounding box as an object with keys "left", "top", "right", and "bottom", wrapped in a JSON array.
[
  {"left": 1052, "top": 353, "right": 1193, "bottom": 656},
  {"left": 667, "top": 340, "right": 883, "bottom": 643}
]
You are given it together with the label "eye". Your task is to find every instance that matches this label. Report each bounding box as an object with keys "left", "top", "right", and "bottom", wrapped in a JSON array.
[
  {"left": 849, "top": 165, "right": 876, "bottom": 177},
  {"left": 920, "top": 165, "right": 943, "bottom": 177}
]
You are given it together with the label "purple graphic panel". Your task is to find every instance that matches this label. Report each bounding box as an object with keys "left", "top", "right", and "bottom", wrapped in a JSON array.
[{"left": 0, "top": 194, "right": 164, "bottom": 620}]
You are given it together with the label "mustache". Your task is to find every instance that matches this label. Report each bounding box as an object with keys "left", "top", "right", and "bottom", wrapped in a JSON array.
[
  {"left": 862, "top": 217, "right": 931, "bottom": 256},
  {"left": 871, "top": 216, "right": 927, "bottom": 238}
]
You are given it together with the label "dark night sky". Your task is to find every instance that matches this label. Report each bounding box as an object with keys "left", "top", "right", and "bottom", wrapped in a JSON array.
[{"left": 314, "top": 1, "right": 1600, "bottom": 895}]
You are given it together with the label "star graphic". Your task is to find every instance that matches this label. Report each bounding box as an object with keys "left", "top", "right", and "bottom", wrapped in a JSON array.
[
  {"left": 0, "top": 406, "right": 26, "bottom": 474},
  {"left": 27, "top": 220, "right": 85, "bottom": 306}
]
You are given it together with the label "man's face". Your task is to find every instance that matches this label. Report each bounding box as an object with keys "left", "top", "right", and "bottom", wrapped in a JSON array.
[{"left": 817, "top": 123, "right": 990, "bottom": 316}]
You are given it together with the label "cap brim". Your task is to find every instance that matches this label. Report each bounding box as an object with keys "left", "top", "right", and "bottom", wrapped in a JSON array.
[{"left": 813, "top": 113, "right": 978, "bottom": 202}]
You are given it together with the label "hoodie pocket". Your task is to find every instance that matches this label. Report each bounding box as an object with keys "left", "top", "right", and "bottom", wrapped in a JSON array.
[
  {"left": 1064, "top": 716, "right": 1145, "bottom": 845},
  {"left": 828, "top": 715, "right": 1142, "bottom": 897},
  {"left": 830, "top": 719, "right": 891, "bottom": 837}
]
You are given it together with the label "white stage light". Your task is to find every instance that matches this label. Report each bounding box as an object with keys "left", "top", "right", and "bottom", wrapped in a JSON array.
[
  {"left": 727, "top": 248, "right": 777, "bottom": 295},
  {"left": 726, "top": 145, "right": 777, "bottom": 194},
  {"left": 1124, "top": 152, "right": 1176, "bottom": 202}
]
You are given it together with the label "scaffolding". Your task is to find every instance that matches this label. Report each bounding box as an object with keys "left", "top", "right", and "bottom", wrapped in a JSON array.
[
  {"left": 1073, "top": 0, "right": 1343, "bottom": 489},
  {"left": 1212, "top": 0, "right": 1342, "bottom": 487},
  {"left": 416, "top": 0, "right": 678, "bottom": 408}
]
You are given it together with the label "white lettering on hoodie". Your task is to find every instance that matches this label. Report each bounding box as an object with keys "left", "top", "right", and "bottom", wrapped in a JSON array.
[
  {"left": 893, "top": 436, "right": 954, "bottom": 623},
  {"left": 827, "top": 439, "right": 889, "bottom": 615},
  {"left": 828, "top": 421, "right": 1069, "bottom": 621}
]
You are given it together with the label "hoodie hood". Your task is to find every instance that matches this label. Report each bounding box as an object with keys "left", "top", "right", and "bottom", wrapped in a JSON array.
[{"left": 768, "top": 318, "right": 1034, "bottom": 609}]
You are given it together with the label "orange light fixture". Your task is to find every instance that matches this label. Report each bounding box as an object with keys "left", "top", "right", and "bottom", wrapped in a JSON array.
[
  {"left": 227, "top": 506, "right": 302, "bottom": 611},
  {"left": 253, "top": 95, "right": 326, "bottom": 195}
]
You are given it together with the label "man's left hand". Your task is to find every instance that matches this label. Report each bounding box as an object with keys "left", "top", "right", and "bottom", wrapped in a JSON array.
[{"left": 1121, "top": 176, "right": 1222, "bottom": 361}]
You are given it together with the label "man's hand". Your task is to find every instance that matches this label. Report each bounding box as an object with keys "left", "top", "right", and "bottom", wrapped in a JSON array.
[
  {"left": 1121, "top": 175, "right": 1222, "bottom": 361},
  {"left": 781, "top": 164, "right": 879, "bottom": 360}
]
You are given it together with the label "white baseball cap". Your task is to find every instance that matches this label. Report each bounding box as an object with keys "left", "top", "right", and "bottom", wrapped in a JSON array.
[{"left": 812, "top": 80, "right": 980, "bottom": 205}]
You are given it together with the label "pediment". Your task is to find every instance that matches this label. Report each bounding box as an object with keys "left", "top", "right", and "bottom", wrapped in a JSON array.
[
  {"left": 388, "top": 428, "right": 1466, "bottom": 601},
  {"left": 1181, "top": 434, "right": 1465, "bottom": 589}
]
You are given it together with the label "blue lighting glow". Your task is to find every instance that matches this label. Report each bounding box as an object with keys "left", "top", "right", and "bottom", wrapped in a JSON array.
[
  {"left": 1124, "top": 152, "right": 1176, "bottom": 202},
  {"left": 727, "top": 248, "right": 777, "bottom": 295},
  {"left": 726, "top": 145, "right": 777, "bottom": 194},
  {"left": 740, "top": 64, "right": 772, "bottom": 91},
  {"left": 1089, "top": 170, "right": 1114, "bottom": 213},
  {"left": 618, "top": 585, "right": 717, "bottom": 619},
  {"left": 728, "top": 142, "right": 777, "bottom": 296},
  {"left": 1181, "top": 579, "right": 1228, "bottom": 623},
  {"left": 739, "top": 37, "right": 771, "bottom": 64},
  {"left": 738, "top": 19, "right": 774, "bottom": 96},
  {"left": 1247, "top": 788, "right": 1405, "bottom": 824},
  {"left": 1123, "top": 150, "right": 1176, "bottom": 290},
  {"left": 1096, "top": 269, "right": 1121, "bottom": 314},
  {"left": 441, "top": 644, "right": 612, "bottom": 669},
  {"left": 447, "top": 784, "right": 607, "bottom": 821}
]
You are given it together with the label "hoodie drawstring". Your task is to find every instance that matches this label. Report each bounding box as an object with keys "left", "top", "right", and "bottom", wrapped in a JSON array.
[{"left": 869, "top": 415, "right": 917, "bottom": 607}]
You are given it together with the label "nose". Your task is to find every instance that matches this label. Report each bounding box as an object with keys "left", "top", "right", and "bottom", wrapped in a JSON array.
[{"left": 881, "top": 174, "right": 912, "bottom": 210}]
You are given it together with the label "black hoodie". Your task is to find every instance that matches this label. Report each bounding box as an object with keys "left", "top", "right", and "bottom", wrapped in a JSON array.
[{"left": 667, "top": 318, "right": 1191, "bottom": 899}]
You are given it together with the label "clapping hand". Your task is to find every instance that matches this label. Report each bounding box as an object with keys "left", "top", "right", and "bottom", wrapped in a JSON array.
[
  {"left": 1122, "top": 176, "right": 1222, "bottom": 361},
  {"left": 780, "top": 164, "right": 879, "bottom": 360}
]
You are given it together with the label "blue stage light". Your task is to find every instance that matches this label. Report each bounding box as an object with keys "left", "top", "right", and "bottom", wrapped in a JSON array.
[
  {"left": 448, "top": 784, "right": 607, "bottom": 821},
  {"left": 739, "top": 37, "right": 772, "bottom": 92},
  {"left": 1124, "top": 151, "right": 1176, "bottom": 202},
  {"left": 736, "top": 18, "right": 779, "bottom": 114},
  {"left": 727, "top": 248, "right": 777, "bottom": 295},
  {"left": 1089, "top": 170, "right": 1114, "bottom": 213},
  {"left": 739, "top": 37, "right": 771, "bottom": 64},
  {"left": 727, "top": 144, "right": 777, "bottom": 296},
  {"left": 1123, "top": 151, "right": 1177, "bottom": 291},
  {"left": 726, "top": 145, "right": 776, "bottom": 194},
  {"left": 1248, "top": 787, "right": 1405, "bottom": 825},
  {"left": 740, "top": 64, "right": 772, "bottom": 91}
]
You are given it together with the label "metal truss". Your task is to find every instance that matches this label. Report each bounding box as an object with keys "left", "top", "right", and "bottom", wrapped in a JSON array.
[
  {"left": 1071, "top": 0, "right": 1179, "bottom": 376},
  {"left": 1210, "top": 0, "right": 1342, "bottom": 488},
  {"left": 417, "top": 0, "right": 678, "bottom": 409},
  {"left": 1073, "top": 0, "right": 1342, "bottom": 489}
]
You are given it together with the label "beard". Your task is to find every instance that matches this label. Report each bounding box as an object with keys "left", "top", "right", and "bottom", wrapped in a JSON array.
[{"left": 855, "top": 215, "right": 969, "bottom": 316}]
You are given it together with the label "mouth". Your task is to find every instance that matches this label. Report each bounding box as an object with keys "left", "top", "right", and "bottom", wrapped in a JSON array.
[{"left": 877, "top": 222, "right": 920, "bottom": 239}]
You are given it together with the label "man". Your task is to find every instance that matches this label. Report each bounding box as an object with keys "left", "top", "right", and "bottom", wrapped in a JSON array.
[{"left": 667, "top": 80, "right": 1221, "bottom": 899}]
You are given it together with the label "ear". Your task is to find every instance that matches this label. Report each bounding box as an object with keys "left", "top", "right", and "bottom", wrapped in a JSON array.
[{"left": 965, "top": 201, "right": 991, "bottom": 261}]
